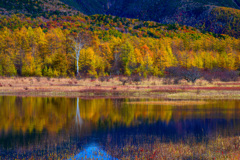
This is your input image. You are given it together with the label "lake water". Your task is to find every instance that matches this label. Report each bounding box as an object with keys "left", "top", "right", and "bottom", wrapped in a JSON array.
[{"left": 0, "top": 96, "right": 240, "bottom": 159}]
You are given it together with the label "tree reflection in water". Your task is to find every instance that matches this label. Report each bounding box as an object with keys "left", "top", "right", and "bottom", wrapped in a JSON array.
[
  {"left": 75, "top": 98, "right": 83, "bottom": 129},
  {"left": 0, "top": 97, "right": 240, "bottom": 159}
]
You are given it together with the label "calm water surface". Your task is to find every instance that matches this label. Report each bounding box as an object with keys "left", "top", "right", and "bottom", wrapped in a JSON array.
[{"left": 0, "top": 96, "right": 240, "bottom": 159}]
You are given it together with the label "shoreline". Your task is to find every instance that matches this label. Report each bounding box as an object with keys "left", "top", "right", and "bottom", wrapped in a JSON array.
[{"left": 1, "top": 77, "right": 240, "bottom": 99}]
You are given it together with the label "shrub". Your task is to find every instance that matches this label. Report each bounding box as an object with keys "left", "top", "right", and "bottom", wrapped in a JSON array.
[
  {"left": 218, "top": 70, "right": 239, "bottom": 82},
  {"left": 90, "top": 75, "right": 96, "bottom": 81},
  {"left": 202, "top": 71, "right": 214, "bottom": 83},
  {"left": 202, "top": 69, "right": 239, "bottom": 82},
  {"left": 119, "top": 76, "right": 129, "bottom": 85},
  {"left": 165, "top": 66, "right": 201, "bottom": 83},
  {"left": 182, "top": 67, "right": 201, "bottom": 83},
  {"left": 99, "top": 76, "right": 106, "bottom": 82},
  {"left": 130, "top": 75, "right": 142, "bottom": 85}
]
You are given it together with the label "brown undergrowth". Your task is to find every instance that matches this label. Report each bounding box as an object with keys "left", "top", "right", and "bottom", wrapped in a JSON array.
[{"left": 0, "top": 77, "right": 240, "bottom": 99}]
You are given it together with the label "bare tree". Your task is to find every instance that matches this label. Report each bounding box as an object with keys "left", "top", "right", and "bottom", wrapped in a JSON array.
[
  {"left": 165, "top": 66, "right": 202, "bottom": 84},
  {"left": 72, "top": 34, "right": 84, "bottom": 76},
  {"left": 71, "top": 32, "right": 92, "bottom": 77}
]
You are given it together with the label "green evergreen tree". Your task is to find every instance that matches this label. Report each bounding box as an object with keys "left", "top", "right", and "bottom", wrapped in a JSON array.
[
  {"left": 0, "top": 65, "right": 3, "bottom": 76},
  {"left": 48, "top": 67, "right": 53, "bottom": 77},
  {"left": 120, "top": 41, "right": 136, "bottom": 76},
  {"left": 2, "top": 55, "right": 17, "bottom": 76}
]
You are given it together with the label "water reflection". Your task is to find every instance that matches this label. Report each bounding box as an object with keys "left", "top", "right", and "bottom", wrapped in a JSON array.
[
  {"left": 69, "top": 143, "right": 118, "bottom": 160},
  {"left": 0, "top": 96, "right": 240, "bottom": 159},
  {"left": 75, "top": 98, "right": 83, "bottom": 129}
]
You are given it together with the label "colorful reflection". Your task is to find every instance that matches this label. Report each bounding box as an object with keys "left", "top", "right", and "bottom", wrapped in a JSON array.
[
  {"left": 0, "top": 96, "right": 240, "bottom": 159},
  {"left": 1, "top": 97, "right": 240, "bottom": 134}
]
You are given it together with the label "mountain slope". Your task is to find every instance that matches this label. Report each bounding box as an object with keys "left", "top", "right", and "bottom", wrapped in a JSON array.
[
  {"left": 0, "top": 0, "right": 81, "bottom": 17},
  {"left": 61, "top": 0, "right": 240, "bottom": 37},
  {"left": 0, "top": 0, "right": 240, "bottom": 37},
  {"left": 61, "top": 0, "right": 240, "bottom": 17}
]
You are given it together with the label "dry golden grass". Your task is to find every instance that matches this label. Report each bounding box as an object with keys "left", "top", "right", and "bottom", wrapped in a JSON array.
[
  {"left": 1, "top": 77, "right": 240, "bottom": 99},
  {"left": 125, "top": 100, "right": 211, "bottom": 106}
]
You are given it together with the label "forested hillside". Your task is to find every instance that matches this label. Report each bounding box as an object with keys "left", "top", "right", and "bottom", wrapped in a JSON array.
[
  {"left": 0, "top": 0, "right": 81, "bottom": 17},
  {"left": 61, "top": 0, "right": 240, "bottom": 37},
  {"left": 1, "top": 0, "right": 240, "bottom": 37},
  {"left": 62, "top": 0, "right": 240, "bottom": 16},
  {"left": 0, "top": 14, "right": 240, "bottom": 78}
]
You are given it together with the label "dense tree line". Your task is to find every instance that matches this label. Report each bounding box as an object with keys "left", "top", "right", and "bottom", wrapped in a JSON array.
[{"left": 0, "top": 14, "right": 240, "bottom": 78}]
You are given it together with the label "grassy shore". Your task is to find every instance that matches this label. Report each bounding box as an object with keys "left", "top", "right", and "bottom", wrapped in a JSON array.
[
  {"left": 1, "top": 76, "right": 240, "bottom": 99},
  {"left": 105, "top": 136, "right": 240, "bottom": 160}
]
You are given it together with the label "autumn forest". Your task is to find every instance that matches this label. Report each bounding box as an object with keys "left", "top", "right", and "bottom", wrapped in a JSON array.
[{"left": 0, "top": 13, "right": 240, "bottom": 79}]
